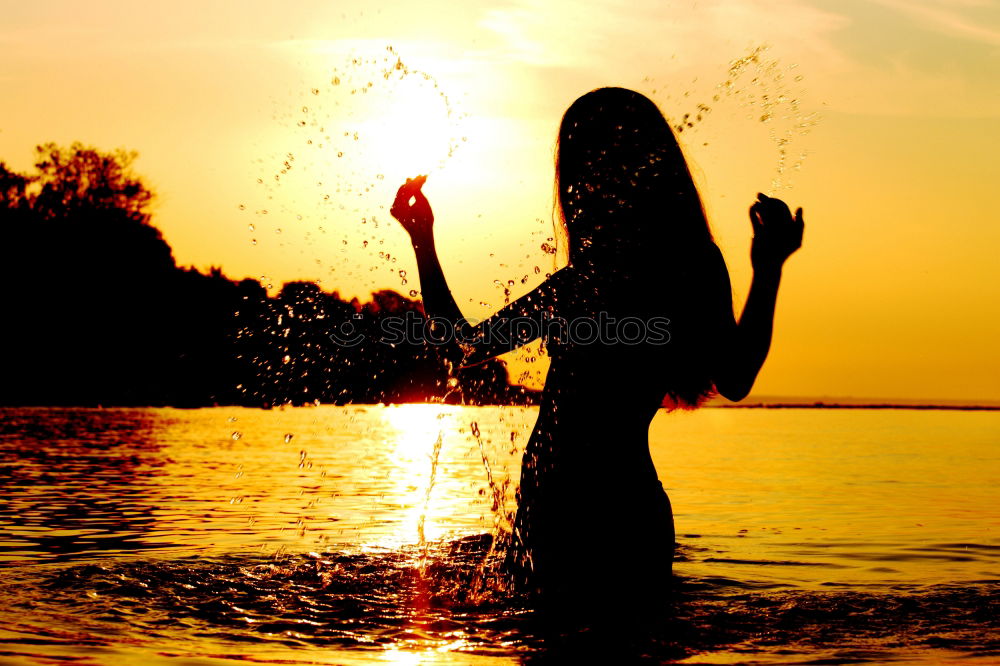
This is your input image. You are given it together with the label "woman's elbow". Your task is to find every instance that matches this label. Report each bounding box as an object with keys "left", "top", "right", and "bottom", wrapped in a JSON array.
[
  {"left": 717, "top": 385, "right": 750, "bottom": 403},
  {"left": 713, "top": 375, "right": 752, "bottom": 402},
  {"left": 711, "top": 352, "right": 762, "bottom": 402}
]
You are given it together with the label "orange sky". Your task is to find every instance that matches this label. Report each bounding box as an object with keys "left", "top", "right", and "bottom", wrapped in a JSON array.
[{"left": 2, "top": 0, "right": 999, "bottom": 402}]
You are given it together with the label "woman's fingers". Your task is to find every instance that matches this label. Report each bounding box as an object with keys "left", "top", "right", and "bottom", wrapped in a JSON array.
[
  {"left": 391, "top": 176, "right": 424, "bottom": 216},
  {"left": 749, "top": 202, "right": 764, "bottom": 234},
  {"left": 753, "top": 196, "right": 797, "bottom": 229},
  {"left": 393, "top": 175, "right": 428, "bottom": 207},
  {"left": 410, "top": 188, "right": 429, "bottom": 209},
  {"left": 390, "top": 175, "right": 433, "bottom": 233},
  {"left": 751, "top": 194, "right": 804, "bottom": 265},
  {"left": 752, "top": 196, "right": 803, "bottom": 245}
]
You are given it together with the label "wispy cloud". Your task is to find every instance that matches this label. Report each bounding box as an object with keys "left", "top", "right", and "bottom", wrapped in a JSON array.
[
  {"left": 870, "top": 0, "right": 1000, "bottom": 46},
  {"left": 473, "top": 0, "right": 1000, "bottom": 118},
  {"left": 477, "top": 0, "right": 851, "bottom": 72}
]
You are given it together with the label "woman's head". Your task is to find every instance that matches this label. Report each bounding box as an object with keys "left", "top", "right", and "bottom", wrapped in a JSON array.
[{"left": 555, "top": 87, "right": 711, "bottom": 265}]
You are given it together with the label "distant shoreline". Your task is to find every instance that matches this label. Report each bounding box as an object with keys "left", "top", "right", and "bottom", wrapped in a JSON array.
[
  {"left": 2, "top": 401, "right": 999, "bottom": 411},
  {"left": 701, "top": 394, "right": 1000, "bottom": 410}
]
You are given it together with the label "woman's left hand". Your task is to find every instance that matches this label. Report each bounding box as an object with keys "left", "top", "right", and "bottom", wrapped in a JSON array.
[
  {"left": 390, "top": 175, "right": 434, "bottom": 243},
  {"left": 749, "top": 193, "right": 804, "bottom": 270}
]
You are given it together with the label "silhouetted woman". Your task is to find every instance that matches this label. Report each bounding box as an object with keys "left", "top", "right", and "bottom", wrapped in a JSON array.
[{"left": 391, "top": 87, "right": 803, "bottom": 611}]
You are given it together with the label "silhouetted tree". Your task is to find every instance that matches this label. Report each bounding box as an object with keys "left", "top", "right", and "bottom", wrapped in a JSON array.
[{"left": 0, "top": 143, "right": 537, "bottom": 407}]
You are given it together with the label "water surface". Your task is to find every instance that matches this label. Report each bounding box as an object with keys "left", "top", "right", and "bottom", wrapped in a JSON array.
[{"left": 1, "top": 406, "right": 997, "bottom": 663}]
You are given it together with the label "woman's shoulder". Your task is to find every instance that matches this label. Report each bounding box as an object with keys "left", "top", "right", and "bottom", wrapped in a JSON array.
[
  {"left": 536, "top": 265, "right": 577, "bottom": 296},
  {"left": 546, "top": 265, "right": 575, "bottom": 285},
  {"left": 663, "top": 240, "right": 727, "bottom": 283},
  {"left": 531, "top": 265, "right": 587, "bottom": 316},
  {"left": 703, "top": 240, "right": 726, "bottom": 266},
  {"left": 700, "top": 241, "right": 730, "bottom": 286}
]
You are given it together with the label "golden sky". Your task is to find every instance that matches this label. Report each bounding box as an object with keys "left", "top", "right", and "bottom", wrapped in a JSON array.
[{"left": 2, "top": 0, "right": 999, "bottom": 402}]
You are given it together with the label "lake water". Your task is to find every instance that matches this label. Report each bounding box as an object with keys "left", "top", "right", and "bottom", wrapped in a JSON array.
[{"left": 1, "top": 405, "right": 997, "bottom": 664}]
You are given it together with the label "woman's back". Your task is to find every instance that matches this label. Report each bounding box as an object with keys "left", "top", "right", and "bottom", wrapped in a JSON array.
[{"left": 541, "top": 241, "right": 724, "bottom": 416}]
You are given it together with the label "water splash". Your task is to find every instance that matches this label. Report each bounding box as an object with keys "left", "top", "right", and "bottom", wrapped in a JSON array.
[
  {"left": 240, "top": 45, "right": 469, "bottom": 293},
  {"left": 469, "top": 421, "right": 514, "bottom": 534},
  {"left": 649, "top": 45, "right": 820, "bottom": 191},
  {"left": 416, "top": 429, "right": 444, "bottom": 558}
]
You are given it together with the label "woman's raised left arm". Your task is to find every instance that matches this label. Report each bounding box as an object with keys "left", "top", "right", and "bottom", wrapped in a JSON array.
[{"left": 711, "top": 193, "right": 804, "bottom": 401}]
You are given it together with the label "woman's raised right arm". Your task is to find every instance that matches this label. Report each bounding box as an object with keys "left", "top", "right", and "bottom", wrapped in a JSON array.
[
  {"left": 390, "top": 176, "right": 467, "bottom": 329},
  {"left": 390, "top": 176, "right": 557, "bottom": 367}
]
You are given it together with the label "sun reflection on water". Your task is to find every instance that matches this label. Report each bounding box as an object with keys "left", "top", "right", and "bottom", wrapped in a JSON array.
[
  {"left": 380, "top": 404, "right": 454, "bottom": 547},
  {"left": 379, "top": 641, "right": 487, "bottom": 665}
]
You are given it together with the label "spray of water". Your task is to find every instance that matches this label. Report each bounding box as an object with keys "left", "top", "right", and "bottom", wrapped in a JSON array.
[
  {"left": 240, "top": 45, "right": 469, "bottom": 294},
  {"left": 646, "top": 45, "right": 820, "bottom": 192}
]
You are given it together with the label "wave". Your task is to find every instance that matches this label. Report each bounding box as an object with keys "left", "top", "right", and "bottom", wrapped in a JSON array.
[{"left": 4, "top": 535, "right": 997, "bottom": 664}]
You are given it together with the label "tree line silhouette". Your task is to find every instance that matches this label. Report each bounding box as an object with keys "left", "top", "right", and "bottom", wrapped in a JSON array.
[{"left": 0, "top": 143, "right": 536, "bottom": 407}]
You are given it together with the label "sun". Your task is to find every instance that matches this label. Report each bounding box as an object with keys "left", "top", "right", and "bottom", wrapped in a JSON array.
[
  {"left": 358, "top": 74, "right": 460, "bottom": 183},
  {"left": 304, "top": 52, "right": 465, "bottom": 186},
  {"left": 252, "top": 45, "right": 491, "bottom": 293}
]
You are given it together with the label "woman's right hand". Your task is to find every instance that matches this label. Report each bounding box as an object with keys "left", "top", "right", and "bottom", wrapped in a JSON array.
[
  {"left": 390, "top": 175, "right": 434, "bottom": 244},
  {"left": 749, "top": 193, "right": 804, "bottom": 270}
]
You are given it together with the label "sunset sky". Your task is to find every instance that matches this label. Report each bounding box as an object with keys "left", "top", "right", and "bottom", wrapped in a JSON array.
[{"left": 2, "top": 0, "right": 998, "bottom": 402}]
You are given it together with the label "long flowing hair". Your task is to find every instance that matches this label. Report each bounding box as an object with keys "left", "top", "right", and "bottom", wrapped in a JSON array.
[{"left": 554, "top": 87, "right": 720, "bottom": 408}]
